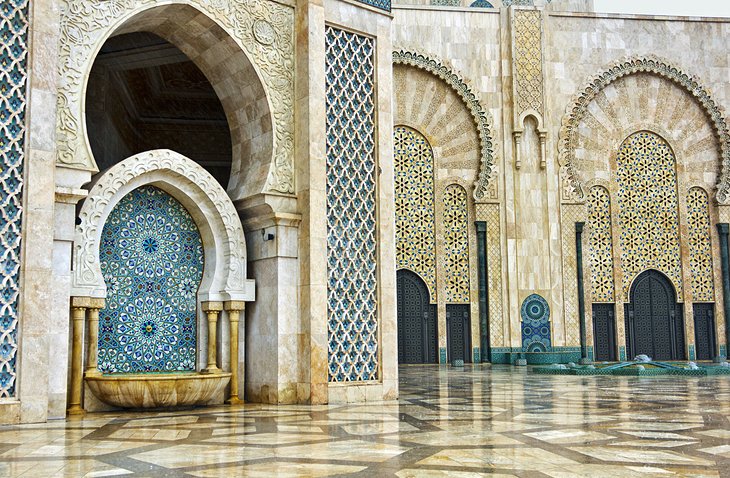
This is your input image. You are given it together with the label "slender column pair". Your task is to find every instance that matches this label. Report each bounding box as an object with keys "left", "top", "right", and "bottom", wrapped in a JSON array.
[
  {"left": 201, "top": 300, "right": 244, "bottom": 404},
  {"left": 67, "top": 297, "right": 105, "bottom": 416}
]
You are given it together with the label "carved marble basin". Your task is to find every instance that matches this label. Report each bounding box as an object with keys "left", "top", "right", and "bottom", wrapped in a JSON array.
[{"left": 86, "top": 372, "right": 231, "bottom": 409}]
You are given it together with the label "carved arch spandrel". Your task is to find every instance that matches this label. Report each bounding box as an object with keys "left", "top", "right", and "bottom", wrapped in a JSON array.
[
  {"left": 72, "top": 149, "right": 255, "bottom": 302},
  {"left": 393, "top": 49, "right": 498, "bottom": 202},
  {"left": 57, "top": 0, "right": 294, "bottom": 198},
  {"left": 558, "top": 55, "right": 730, "bottom": 204}
]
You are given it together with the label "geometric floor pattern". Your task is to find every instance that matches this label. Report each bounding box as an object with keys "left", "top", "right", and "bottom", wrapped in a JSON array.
[{"left": 1, "top": 365, "right": 730, "bottom": 477}]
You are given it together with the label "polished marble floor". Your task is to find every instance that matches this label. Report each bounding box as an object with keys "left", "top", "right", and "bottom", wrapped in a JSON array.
[{"left": 2, "top": 365, "right": 730, "bottom": 477}]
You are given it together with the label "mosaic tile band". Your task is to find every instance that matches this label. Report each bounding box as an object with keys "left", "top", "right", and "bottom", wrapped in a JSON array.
[
  {"left": 617, "top": 132, "right": 682, "bottom": 301},
  {"left": 687, "top": 187, "right": 714, "bottom": 302},
  {"left": 443, "top": 185, "right": 470, "bottom": 304},
  {"left": 325, "top": 26, "right": 378, "bottom": 382},
  {"left": 98, "top": 186, "right": 203, "bottom": 374},
  {"left": 521, "top": 294, "right": 551, "bottom": 352},
  {"left": 0, "top": 0, "right": 29, "bottom": 398},
  {"left": 587, "top": 186, "right": 615, "bottom": 303},
  {"left": 394, "top": 127, "right": 437, "bottom": 302}
]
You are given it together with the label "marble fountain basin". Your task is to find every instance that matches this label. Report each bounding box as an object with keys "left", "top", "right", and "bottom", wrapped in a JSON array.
[{"left": 86, "top": 372, "right": 231, "bottom": 408}]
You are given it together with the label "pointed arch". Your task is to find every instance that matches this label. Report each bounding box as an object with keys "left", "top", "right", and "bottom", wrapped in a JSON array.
[
  {"left": 393, "top": 49, "right": 497, "bottom": 201},
  {"left": 558, "top": 55, "right": 730, "bottom": 203}
]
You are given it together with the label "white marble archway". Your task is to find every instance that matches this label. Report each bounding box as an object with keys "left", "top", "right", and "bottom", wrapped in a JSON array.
[{"left": 72, "top": 149, "right": 255, "bottom": 303}]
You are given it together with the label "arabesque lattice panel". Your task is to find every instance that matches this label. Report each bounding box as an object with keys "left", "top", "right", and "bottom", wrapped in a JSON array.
[
  {"left": 443, "top": 185, "right": 470, "bottom": 304},
  {"left": 587, "top": 187, "right": 615, "bottom": 303},
  {"left": 325, "top": 26, "right": 378, "bottom": 382},
  {"left": 394, "top": 127, "right": 437, "bottom": 302},
  {"left": 617, "top": 132, "right": 682, "bottom": 300},
  {"left": 0, "top": 0, "right": 29, "bottom": 398},
  {"left": 687, "top": 187, "right": 715, "bottom": 302}
]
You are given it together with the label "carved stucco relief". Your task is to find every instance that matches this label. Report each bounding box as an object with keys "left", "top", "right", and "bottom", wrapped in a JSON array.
[
  {"left": 393, "top": 49, "right": 498, "bottom": 201},
  {"left": 558, "top": 55, "right": 730, "bottom": 204},
  {"left": 57, "top": 0, "right": 295, "bottom": 195},
  {"left": 73, "top": 149, "right": 255, "bottom": 302}
]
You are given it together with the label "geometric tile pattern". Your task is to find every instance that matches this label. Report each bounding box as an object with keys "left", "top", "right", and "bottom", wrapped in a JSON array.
[
  {"left": 482, "top": 204, "right": 505, "bottom": 347},
  {"left": 325, "top": 27, "right": 378, "bottom": 382},
  {"left": 355, "top": 0, "right": 390, "bottom": 12},
  {"left": 394, "top": 126, "right": 437, "bottom": 303},
  {"left": 443, "top": 185, "right": 470, "bottom": 304},
  {"left": 98, "top": 186, "right": 203, "bottom": 373},
  {"left": 470, "top": 0, "right": 494, "bottom": 6},
  {"left": 687, "top": 187, "right": 715, "bottom": 302},
  {"left": 587, "top": 186, "right": 615, "bottom": 303},
  {"left": 5, "top": 365, "right": 729, "bottom": 477},
  {"left": 512, "top": 9, "right": 544, "bottom": 116},
  {"left": 617, "top": 132, "right": 682, "bottom": 300},
  {"left": 0, "top": 0, "right": 29, "bottom": 398},
  {"left": 561, "top": 204, "right": 583, "bottom": 347},
  {"left": 521, "top": 294, "right": 551, "bottom": 352}
]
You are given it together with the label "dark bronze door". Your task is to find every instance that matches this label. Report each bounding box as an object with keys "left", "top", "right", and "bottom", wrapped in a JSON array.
[
  {"left": 446, "top": 304, "right": 471, "bottom": 363},
  {"left": 693, "top": 303, "right": 716, "bottom": 361},
  {"left": 397, "top": 270, "right": 437, "bottom": 364},
  {"left": 592, "top": 303, "right": 616, "bottom": 361},
  {"left": 625, "top": 270, "right": 685, "bottom": 361}
]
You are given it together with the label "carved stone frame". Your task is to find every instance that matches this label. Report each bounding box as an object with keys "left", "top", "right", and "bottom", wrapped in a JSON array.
[
  {"left": 71, "top": 149, "right": 255, "bottom": 303},
  {"left": 56, "top": 0, "right": 295, "bottom": 196},
  {"left": 558, "top": 55, "right": 730, "bottom": 204},
  {"left": 393, "top": 49, "right": 498, "bottom": 201}
]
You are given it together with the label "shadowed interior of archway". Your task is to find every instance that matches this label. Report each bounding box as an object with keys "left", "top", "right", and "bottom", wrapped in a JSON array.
[{"left": 86, "top": 32, "right": 232, "bottom": 186}]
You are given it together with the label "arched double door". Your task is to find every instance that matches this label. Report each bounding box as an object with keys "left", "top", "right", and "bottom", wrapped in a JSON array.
[
  {"left": 397, "top": 270, "right": 437, "bottom": 364},
  {"left": 625, "top": 270, "right": 685, "bottom": 361}
]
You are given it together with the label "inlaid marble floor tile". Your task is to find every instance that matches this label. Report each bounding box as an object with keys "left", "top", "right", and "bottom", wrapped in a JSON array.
[
  {"left": 524, "top": 428, "right": 615, "bottom": 443},
  {"left": 569, "top": 446, "right": 714, "bottom": 466},
  {"left": 1, "top": 365, "right": 730, "bottom": 477}
]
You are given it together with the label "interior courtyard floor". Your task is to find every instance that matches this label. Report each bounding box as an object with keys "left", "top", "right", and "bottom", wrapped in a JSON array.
[{"left": 2, "top": 364, "right": 730, "bottom": 477}]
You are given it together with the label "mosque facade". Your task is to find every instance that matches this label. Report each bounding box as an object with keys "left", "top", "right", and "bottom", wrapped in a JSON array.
[{"left": 2, "top": 0, "right": 730, "bottom": 423}]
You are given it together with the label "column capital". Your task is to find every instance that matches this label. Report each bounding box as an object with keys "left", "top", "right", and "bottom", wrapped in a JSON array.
[
  {"left": 88, "top": 298, "right": 106, "bottom": 310},
  {"left": 717, "top": 223, "right": 730, "bottom": 235},
  {"left": 202, "top": 301, "right": 224, "bottom": 312},
  {"left": 224, "top": 300, "right": 246, "bottom": 313},
  {"left": 71, "top": 296, "right": 92, "bottom": 309}
]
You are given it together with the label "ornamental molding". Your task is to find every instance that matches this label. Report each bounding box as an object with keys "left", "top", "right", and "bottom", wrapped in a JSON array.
[
  {"left": 558, "top": 55, "right": 730, "bottom": 204},
  {"left": 72, "top": 149, "right": 255, "bottom": 302},
  {"left": 56, "top": 0, "right": 295, "bottom": 195},
  {"left": 393, "top": 49, "right": 498, "bottom": 201}
]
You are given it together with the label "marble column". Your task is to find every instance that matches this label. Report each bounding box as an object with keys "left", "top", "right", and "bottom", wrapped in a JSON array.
[
  {"left": 225, "top": 301, "right": 244, "bottom": 404},
  {"left": 68, "top": 297, "right": 89, "bottom": 415},
  {"left": 202, "top": 301, "right": 223, "bottom": 374},
  {"left": 84, "top": 299, "right": 105, "bottom": 378}
]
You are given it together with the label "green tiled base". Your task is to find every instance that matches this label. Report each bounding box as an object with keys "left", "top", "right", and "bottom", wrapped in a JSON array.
[
  {"left": 533, "top": 363, "right": 730, "bottom": 377},
  {"left": 439, "top": 347, "right": 447, "bottom": 364},
  {"left": 489, "top": 347, "right": 582, "bottom": 365},
  {"left": 473, "top": 347, "right": 480, "bottom": 363}
]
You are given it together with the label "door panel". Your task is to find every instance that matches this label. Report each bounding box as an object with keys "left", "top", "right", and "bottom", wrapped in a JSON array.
[
  {"left": 592, "top": 303, "right": 616, "bottom": 361},
  {"left": 693, "top": 303, "right": 716, "bottom": 361},
  {"left": 397, "top": 270, "right": 437, "bottom": 364},
  {"left": 446, "top": 304, "right": 471, "bottom": 363},
  {"left": 626, "top": 270, "right": 685, "bottom": 361}
]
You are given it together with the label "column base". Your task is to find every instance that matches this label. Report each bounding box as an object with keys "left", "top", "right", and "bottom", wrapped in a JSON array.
[
  {"left": 226, "top": 396, "right": 244, "bottom": 405},
  {"left": 67, "top": 405, "right": 85, "bottom": 416},
  {"left": 84, "top": 370, "right": 102, "bottom": 378},
  {"left": 201, "top": 367, "right": 223, "bottom": 374}
]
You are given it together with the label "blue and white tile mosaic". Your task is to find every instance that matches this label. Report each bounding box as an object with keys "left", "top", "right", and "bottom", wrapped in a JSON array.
[
  {"left": 521, "top": 294, "right": 551, "bottom": 352},
  {"left": 98, "top": 186, "right": 203, "bottom": 374},
  {"left": 356, "top": 0, "right": 390, "bottom": 11},
  {"left": 0, "top": 0, "right": 29, "bottom": 398},
  {"left": 325, "top": 26, "right": 378, "bottom": 382}
]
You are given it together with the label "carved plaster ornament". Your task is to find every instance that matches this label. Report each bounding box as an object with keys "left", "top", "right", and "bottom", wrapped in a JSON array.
[
  {"left": 558, "top": 55, "right": 730, "bottom": 204},
  {"left": 393, "top": 49, "right": 498, "bottom": 201}
]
